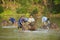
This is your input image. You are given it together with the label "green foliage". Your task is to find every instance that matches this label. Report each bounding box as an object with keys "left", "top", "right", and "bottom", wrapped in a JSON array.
[
  {"left": 33, "top": 0, "right": 39, "bottom": 3},
  {"left": 19, "top": 0, "right": 27, "bottom": 6},
  {"left": 1, "top": 10, "right": 17, "bottom": 20},
  {"left": 52, "top": 0, "right": 60, "bottom": 14},
  {"left": 0, "top": 0, "right": 60, "bottom": 14},
  {"left": 16, "top": 0, "right": 33, "bottom": 14},
  {"left": 0, "top": 6, "right": 4, "bottom": 14},
  {"left": 16, "top": 7, "right": 28, "bottom": 14},
  {"left": 0, "top": 15, "right": 2, "bottom": 19},
  {"left": 1, "top": 10, "right": 15, "bottom": 15},
  {"left": 31, "top": 7, "right": 38, "bottom": 15},
  {"left": 38, "top": 0, "right": 42, "bottom": 4},
  {"left": 16, "top": 0, "right": 31, "bottom": 6},
  {"left": 54, "top": 0, "right": 60, "bottom": 4},
  {"left": 52, "top": 4, "right": 60, "bottom": 14},
  {"left": 33, "top": 0, "right": 42, "bottom": 4}
]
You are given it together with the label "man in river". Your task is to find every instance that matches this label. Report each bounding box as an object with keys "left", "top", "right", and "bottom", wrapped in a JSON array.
[
  {"left": 9, "top": 17, "right": 15, "bottom": 24},
  {"left": 42, "top": 16, "right": 50, "bottom": 29},
  {"left": 18, "top": 16, "right": 28, "bottom": 31},
  {"left": 28, "top": 15, "right": 36, "bottom": 30}
]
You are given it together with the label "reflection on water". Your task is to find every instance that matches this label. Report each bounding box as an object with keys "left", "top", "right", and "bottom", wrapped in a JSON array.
[
  {"left": 0, "top": 29, "right": 60, "bottom": 40},
  {"left": 16, "top": 30, "right": 60, "bottom": 40}
]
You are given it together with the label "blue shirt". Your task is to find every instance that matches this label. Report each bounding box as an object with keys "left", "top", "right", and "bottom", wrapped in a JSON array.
[
  {"left": 18, "top": 18, "right": 24, "bottom": 24},
  {"left": 9, "top": 18, "right": 15, "bottom": 23}
]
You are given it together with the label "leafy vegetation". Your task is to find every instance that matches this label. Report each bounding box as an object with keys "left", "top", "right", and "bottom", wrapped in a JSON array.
[
  {"left": 31, "top": 7, "right": 38, "bottom": 15},
  {"left": 0, "top": 0, "right": 60, "bottom": 26},
  {"left": 0, "top": 6, "right": 4, "bottom": 14}
]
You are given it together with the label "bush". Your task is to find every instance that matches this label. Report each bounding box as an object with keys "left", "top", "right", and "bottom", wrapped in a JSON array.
[
  {"left": 0, "top": 15, "right": 1, "bottom": 18},
  {"left": 16, "top": 7, "right": 28, "bottom": 14},
  {"left": 31, "top": 7, "right": 38, "bottom": 15},
  {"left": 0, "top": 6, "right": 4, "bottom": 14}
]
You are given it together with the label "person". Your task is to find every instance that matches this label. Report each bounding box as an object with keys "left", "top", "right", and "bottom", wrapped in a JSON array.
[
  {"left": 28, "top": 15, "right": 36, "bottom": 30},
  {"left": 18, "top": 16, "right": 29, "bottom": 31},
  {"left": 46, "top": 18, "right": 51, "bottom": 29},
  {"left": 18, "top": 16, "right": 25, "bottom": 29},
  {"left": 9, "top": 17, "right": 15, "bottom": 24},
  {"left": 28, "top": 15, "right": 35, "bottom": 23},
  {"left": 24, "top": 17, "right": 28, "bottom": 22},
  {"left": 42, "top": 16, "right": 51, "bottom": 29},
  {"left": 42, "top": 16, "right": 48, "bottom": 25}
]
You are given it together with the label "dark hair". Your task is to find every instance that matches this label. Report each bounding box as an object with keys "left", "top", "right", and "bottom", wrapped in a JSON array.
[{"left": 47, "top": 18, "right": 49, "bottom": 20}]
